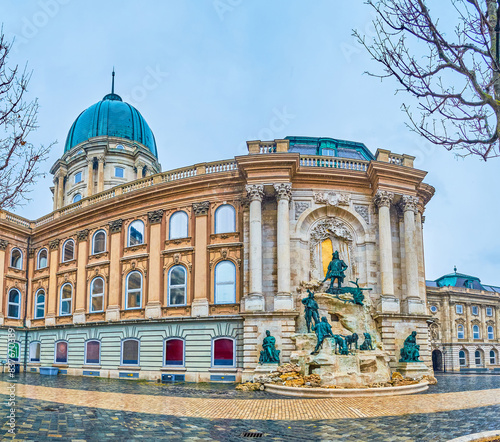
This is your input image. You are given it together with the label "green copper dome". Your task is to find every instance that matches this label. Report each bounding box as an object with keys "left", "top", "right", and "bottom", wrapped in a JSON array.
[{"left": 64, "top": 92, "right": 157, "bottom": 157}]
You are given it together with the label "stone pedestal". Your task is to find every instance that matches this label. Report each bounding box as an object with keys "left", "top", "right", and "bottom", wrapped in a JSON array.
[
  {"left": 72, "top": 311, "right": 86, "bottom": 324},
  {"left": 191, "top": 298, "right": 209, "bottom": 317},
  {"left": 396, "top": 362, "right": 430, "bottom": 379},
  {"left": 403, "top": 298, "right": 426, "bottom": 315},
  {"left": 45, "top": 316, "right": 56, "bottom": 327},
  {"left": 253, "top": 363, "right": 279, "bottom": 381},
  {"left": 378, "top": 295, "right": 400, "bottom": 314},
  {"left": 274, "top": 293, "right": 294, "bottom": 311},
  {"left": 243, "top": 294, "right": 265, "bottom": 312},
  {"left": 105, "top": 307, "right": 120, "bottom": 322},
  {"left": 145, "top": 303, "right": 162, "bottom": 319}
]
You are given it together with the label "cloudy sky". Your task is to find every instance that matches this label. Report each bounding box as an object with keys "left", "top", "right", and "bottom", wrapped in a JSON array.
[{"left": 3, "top": 0, "right": 499, "bottom": 284}]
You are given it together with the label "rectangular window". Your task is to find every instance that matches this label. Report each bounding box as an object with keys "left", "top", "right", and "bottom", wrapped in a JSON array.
[
  {"left": 457, "top": 326, "right": 464, "bottom": 340},
  {"left": 114, "top": 167, "right": 124, "bottom": 178},
  {"left": 55, "top": 342, "right": 68, "bottom": 363},
  {"left": 85, "top": 341, "right": 100, "bottom": 365},
  {"left": 30, "top": 342, "right": 40, "bottom": 362},
  {"left": 165, "top": 339, "right": 184, "bottom": 366},
  {"left": 213, "top": 338, "right": 234, "bottom": 366},
  {"left": 74, "top": 172, "right": 82, "bottom": 184},
  {"left": 472, "top": 306, "right": 479, "bottom": 315},
  {"left": 122, "top": 340, "right": 139, "bottom": 365},
  {"left": 456, "top": 304, "right": 463, "bottom": 314},
  {"left": 321, "top": 148, "right": 335, "bottom": 156},
  {"left": 486, "top": 307, "right": 493, "bottom": 317}
]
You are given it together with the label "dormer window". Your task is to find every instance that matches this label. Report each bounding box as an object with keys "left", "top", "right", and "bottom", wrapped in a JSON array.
[
  {"left": 74, "top": 172, "right": 82, "bottom": 184},
  {"left": 116, "top": 144, "right": 124, "bottom": 150},
  {"left": 465, "top": 280, "right": 474, "bottom": 289}
]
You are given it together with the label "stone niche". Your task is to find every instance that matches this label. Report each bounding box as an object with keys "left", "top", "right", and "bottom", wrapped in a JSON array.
[{"left": 291, "top": 292, "right": 391, "bottom": 387}]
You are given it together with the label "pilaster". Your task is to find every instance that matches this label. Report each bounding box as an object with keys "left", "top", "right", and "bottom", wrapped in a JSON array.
[
  {"left": 73, "top": 229, "right": 89, "bottom": 324},
  {"left": 106, "top": 219, "right": 122, "bottom": 321},
  {"left": 192, "top": 201, "right": 210, "bottom": 317},
  {"left": 146, "top": 210, "right": 164, "bottom": 319}
]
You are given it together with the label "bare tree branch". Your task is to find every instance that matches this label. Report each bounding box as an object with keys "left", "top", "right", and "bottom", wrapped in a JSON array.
[{"left": 355, "top": 0, "right": 500, "bottom": 160}]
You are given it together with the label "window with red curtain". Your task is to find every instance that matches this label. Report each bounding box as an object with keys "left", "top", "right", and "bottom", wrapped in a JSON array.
[
  {"left": 56, "top": 342, "right": 68, "bottom": 363},
  {"left": 85, "top": 341, "right": 100, "bottom": 364},
  {"left": 165, "top": 339, "right": 184, "bottom": 366},
  {"left": 213, "top": 338, "right": 234, "bottom": 366}
]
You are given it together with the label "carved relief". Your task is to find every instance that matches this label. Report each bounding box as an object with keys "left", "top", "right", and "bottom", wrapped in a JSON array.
[
  {"left": 86, "top": 265, "right": 110, "bottom": 283},
  {"left": 354, "top": 205, "right": 370, "bottom": 224},
  {"left": 49, "top": 239, "right": 60, "bottom": 250},
  {"left": 314, "top": 191, "right": 349, "bottom": 207},
  {"left": 294, "top": 201, "right": 310, "bottom": 220},
  {"left": 109, "top": 219, "right": 123, "bottom": 234},
  {"left": 245, "top": 184, "right": 264, "bottom": 202},
  {"left": 28, "top": 248, "right": 36, "bottom": 258},
  {"left": 273, "top": 183, "right": 292, "bottom": 201},
  {"left": 192, "top": 201, "right": 210, "bottom": 216},
  {"left": 399, "top": 195, "right": 420, "bottom": 214},
  {"left": 148, "top": 209, "right": 164, "bottom": 224},
  {"left": 429, "top": 323, "right": 439, "bottom": 341},
  {"left": 77, "top": 229, "right": 89, "bottom": 242},
  {"left": 0, "top": 239, "right": 8, "bottom": 250},
  {"left": 373, "top": 190, "right": 394, "bottom": 208}
]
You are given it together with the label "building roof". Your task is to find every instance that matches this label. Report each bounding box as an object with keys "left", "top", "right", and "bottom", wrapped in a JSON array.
[
  {"left": 426, "top": 268, "right": 499, "bottom": 292},
  {"left": 64, "top": 91, "right": 157, "bottom": 158},
  {"left": 285, "top": 136, "right": 375, "bottom": 161}
]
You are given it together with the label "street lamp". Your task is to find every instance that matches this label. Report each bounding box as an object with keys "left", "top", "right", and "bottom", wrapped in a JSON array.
[{"left": 442, "top": 346, "right": 447, "bottom": 373}]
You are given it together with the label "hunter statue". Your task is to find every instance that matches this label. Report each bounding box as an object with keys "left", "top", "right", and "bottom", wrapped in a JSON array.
[
  {"left": 302, "top": 289, "right": 320, "bottom": 333},
  {"left": 322, "top": 250, "right": 348, "bottom": 292},
  {"left": 311, "top": 316, "right": 333, "bottom": 355},
  {"left": 259, "top": 330, "right": 280, "bottom": 364}
]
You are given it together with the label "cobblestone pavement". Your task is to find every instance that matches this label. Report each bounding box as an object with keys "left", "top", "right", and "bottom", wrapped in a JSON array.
[{"left": 0, "top": 374, "right": 499, "bottom": 441}]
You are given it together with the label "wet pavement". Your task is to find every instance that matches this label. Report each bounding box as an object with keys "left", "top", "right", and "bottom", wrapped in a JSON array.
[{"left": 0, "top": 373, "right": 498, "bottom": 441}]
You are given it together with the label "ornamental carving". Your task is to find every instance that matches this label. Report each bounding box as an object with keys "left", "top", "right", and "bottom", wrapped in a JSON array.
[
  {"left": 314, "top": 191, "right": 349, "bottom": 207},
  {"left": 429, "top": 323, "right": 439, "bottom": 341},
  {"left": 0, "top": 239, "right": 8, "bottom": 250},
  {"left": 245, "top": 184, "right": 264, "bottom": 202},
  {"left": 77, "top": 229, "right": 89, "bottom": 242},
  {"left": 273, "top": 183, "right": 292, "bottom": 201},
  {"left": 148, "top": 209, "right": 164, "bottom": 224},
  {"left": 354, "top": 205, "right": 370, "bottom": 224},
  {"left": 399, "top": 195, "right": 419, "bottom": 214},
  {"left": 310, "top": 217, "right": 353, "bottom": 246},
  {"left": 373, "top": 190, "right": 394, "bottom": 208},
  {"left": 49, "top": 239, "right": 60, "bottom": 250},
  {"left": 28, "top": 248, "right": 36, "bottom": 258},
  {"left": 192, "top": 201, "right": 210, "bottom": 216},
  {"left": 109, "top": 219, "right": 123, "bottom": 233},
  {"left": 294, "top": 202, "right": 310, "bottom": 220}
]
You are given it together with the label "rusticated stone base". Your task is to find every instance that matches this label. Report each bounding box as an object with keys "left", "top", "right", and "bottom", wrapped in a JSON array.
[{"left": 396, "top": 361, "right": 430, "bottom": 379}]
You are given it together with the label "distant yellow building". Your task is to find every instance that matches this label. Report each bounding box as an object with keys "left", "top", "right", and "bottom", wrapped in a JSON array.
[{"left": 0, "top": 82, "right": 438, "bottom": 382}]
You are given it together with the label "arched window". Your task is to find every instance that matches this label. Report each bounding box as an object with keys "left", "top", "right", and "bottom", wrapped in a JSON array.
[
  {"left": 34, "top": 289, "right": 45, "bottom": 319},
  {"left": 214, "top": 261, "right": 236, "bottom": 304},
  {"left": 128, "top": 220, "right": 145, "bottom": 247},
  {"left": 490, "top": 349, "right": 498, "bottom": 365},
  {"left": 55, "top": 341, "right": 68, "bottom": 363},
  {"left": 60, "top": 283, "right": 73, "bottom": 316},
  {"left": 164, "top": 338, "right": 185, "bottom": 366},
  {"left": 169, "top": 211, "right": 188, "bottom": 239},
  {"left": 72, "top": 193, "right": 82, "bottom": 203},
  {"left": 8, "top": 341, "right": 20, "bottom": 362},
  {"left": 475, "top": 349, "right": 483, "bottom": 366},
  {"left": 7, "top": 289, "right": 21, "bottom": 319},
  {"left": 168, "top": 265, "right": 187, "bottom": 306},
  {"left": 215, "top": 204, "right": 236, "bottom": 234},
  {"left": 125, "top": 271, "right": 142, "bottom": 309},
  {"left": 92, "top": 230, "right": 106, "bottom": 254},
  {"left": 121, "top": 339, "right": 140, "bottom": 366},
  {"left": 487, "top": 326, "right": 494, "bottom": 340},
  {"left": 212, "top": 337, "right": 235, "bottom": 367},
  {"left": 37, "top": 248, "right": 48, "bottom": 269},
  {"left": 85, "top": 340, "right": 100, "bottom": 365},
  {"left": 459, "top": 350, "right": 467, "bottom": 366},
  {"left": 29, "top": 341, "right": 41, "bottom": 362},
  {"left": 10, "top": 248, "right": 22, "bottom": 269},
  {"left": 62, "top": 239, "right": 75, "bottom": 262},
  {"left": 90, "top": 277, "right": 105, "bottom": 312},
  {"left": 457, "top": 324, "right": 465, "bottom": 339},
  {"left": 473, "top": 325, "right": 480, "bottom": 339}
]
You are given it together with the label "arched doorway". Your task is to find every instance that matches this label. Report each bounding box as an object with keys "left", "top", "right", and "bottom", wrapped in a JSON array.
[{"left": 432, "top": 349, "right": 443, "bottom": 371}]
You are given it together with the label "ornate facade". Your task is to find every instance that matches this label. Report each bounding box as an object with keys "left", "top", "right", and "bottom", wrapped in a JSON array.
[
  {"left": 0, "top": 89, "right": 437, "bottom": 381},
  {"left": 427, "top": 271, "right": 500, "bottom": 372}
]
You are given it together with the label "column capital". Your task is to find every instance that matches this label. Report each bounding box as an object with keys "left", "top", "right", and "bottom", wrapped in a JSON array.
[
  {"left": 97, "top": 155, "right": 106, "bottom": 164},
  {"left": 245, "top": 184, "right": 264, "bottom": 202},
  {"left": 76, "top": 229, "right": 89, "bottom": 242},
  {"left": 399, "top": 195, "right": 419, "bottom": 214},
  {"left": 109, "top": 219, "right": 123, "bottom": 233},
  {"left": 373, "top": 190, "right": 394, "bottom": 208},
  {"left": 49, "top": 239, "right": 60, "bottom": 250},
  {"left": 0, "top": 239, "right": 8, "bottom": 250},
  {"left": 148, "top": 209, "right": 164, "bottom": 224},
  {"left": 273, "top": 182, "right": 292, "bottom": 201},
  {"left": 192, "top": 201, "right": 210, "bottom": 216}
]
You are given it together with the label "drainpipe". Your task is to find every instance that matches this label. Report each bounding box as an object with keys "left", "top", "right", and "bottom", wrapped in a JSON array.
[{"left": 23, "top": 236, "right": 31, "bottom": 373}]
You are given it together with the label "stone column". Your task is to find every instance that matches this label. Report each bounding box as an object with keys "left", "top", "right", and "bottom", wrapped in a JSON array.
[
  {"left": 464, "top": 302, "right": 472, "bottom": 341},
  {"left": 106, "top": 219, "right": 123, "bottom": 321},
  {"left": 273, "top": 183, "right": 293, "bottom": 311},
  {"left": 73, "top": 230, "right": 89, "bottom": 324},
  {"left": 146, "top": 210, "right": 163, "bottom": 319},
  {"left": 26, "top": 248, "right": 35, "bottom": 327},
  {"left": 56, "top": 172, "right": 65, "bottom": 209},
  {"left": 244, "top": 184, "right": 265, "bottom": 312},
  {"left": 0, "top": 239, "right": 7, "bottom": 325},
  {"left": 46, "top": 239, "right": 60, "bottom": 326},
  {"left": 53, "top": 177, "right": 59, "bottom": 211},
  {"left": 97, "top": 156, "right": 105, "bottom": 193},
  {"left": 192, "top": 201, "right": 210, "bottom": 317},
  {"left": 416, "top": 211, "right": 426, "bottom": 301},
  {"left": 373, "top": 190, "right": 398, "bottom": 313},
  {"left": 87, "top": 158, "right": 94, "bottom": 197},
  {"left": 399, "top": 195, "right": 424, "bottom": 314}
]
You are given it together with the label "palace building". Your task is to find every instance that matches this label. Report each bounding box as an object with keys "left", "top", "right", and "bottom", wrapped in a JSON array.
[{"left": 0, "top": 81, "right": 439, "bottom": 382}]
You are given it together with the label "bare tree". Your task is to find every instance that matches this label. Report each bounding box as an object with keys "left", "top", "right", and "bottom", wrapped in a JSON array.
[
  {"left": 0, "top": 29, "right": 53, "bottom": 210},
  {"left": 355, "top": 0, "right": 500, "bottom": 160}
]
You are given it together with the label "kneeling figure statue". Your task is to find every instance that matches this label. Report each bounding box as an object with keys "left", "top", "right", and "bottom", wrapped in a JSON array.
[
  {"left": 259, "top": 330, "right": 280, "bottom": 364},
  {"left": 399, "top": 331, "right": 421, "bottom": 363}
]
